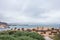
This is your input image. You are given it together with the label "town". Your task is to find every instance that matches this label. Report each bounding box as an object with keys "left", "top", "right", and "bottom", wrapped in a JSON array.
[{"left": 10, "top": 27, "right": 60, "bottom": 37}]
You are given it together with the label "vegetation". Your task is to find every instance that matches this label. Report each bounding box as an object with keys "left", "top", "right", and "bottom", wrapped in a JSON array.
[
  {"left": 0, "top": 30, "right": 45, "bottom": 40},
  {"left": 53, "top": 33, "right": 60, "bottom": 40}
]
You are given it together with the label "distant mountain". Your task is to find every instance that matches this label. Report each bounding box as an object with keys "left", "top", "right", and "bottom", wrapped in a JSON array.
[{"left": 0, "top": 22, "right": 9, "bottom": 28}]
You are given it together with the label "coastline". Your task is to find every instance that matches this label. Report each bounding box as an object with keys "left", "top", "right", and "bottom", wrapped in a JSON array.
[{"left": 0, "top": 26, "right": 60, "bottom": 37}]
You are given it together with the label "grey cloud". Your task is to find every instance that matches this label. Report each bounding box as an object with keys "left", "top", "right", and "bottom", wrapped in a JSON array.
[{"left": 0, "top": 0, "right": 60, "bottom": 23}]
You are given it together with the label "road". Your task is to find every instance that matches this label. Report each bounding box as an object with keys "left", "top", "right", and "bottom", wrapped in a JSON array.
[{"left": 44, "top": 37, "right": 53, "bottom": 40}]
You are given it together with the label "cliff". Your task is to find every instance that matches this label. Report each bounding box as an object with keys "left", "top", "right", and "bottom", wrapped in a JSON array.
[{"left": 0, "top": 22, "right": 9, "bottom": 28}]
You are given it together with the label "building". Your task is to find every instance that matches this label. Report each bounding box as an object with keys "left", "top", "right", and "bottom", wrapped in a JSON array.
[{"left": 9, "top": 27, "right": 60, "bottom": 37}]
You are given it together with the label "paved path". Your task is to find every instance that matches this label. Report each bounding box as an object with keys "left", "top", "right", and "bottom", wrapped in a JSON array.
[{"left": 44, "top": 37, "right": 53, "bottom": 40}]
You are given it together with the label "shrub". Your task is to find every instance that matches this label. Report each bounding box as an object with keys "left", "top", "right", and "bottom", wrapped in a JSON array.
[
  {"left": 0, "top": 31, "right": 45, "bottom": 40},
  {"left": 16, "top": 36, "right": 37, "bottom": 40},
  {"left": 28, "top": 32, "right": 45, "bottom": 40},
  {"left": 53, "top": 33, "right": 60, "bottom": 40},
  {"left": 0, "top": 35, "right": 15, "bottom": 40}
]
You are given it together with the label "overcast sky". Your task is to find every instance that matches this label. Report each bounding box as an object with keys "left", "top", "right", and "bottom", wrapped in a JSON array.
[{"left": 0, "top": 0, "right": 60, "bottom": 23}]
